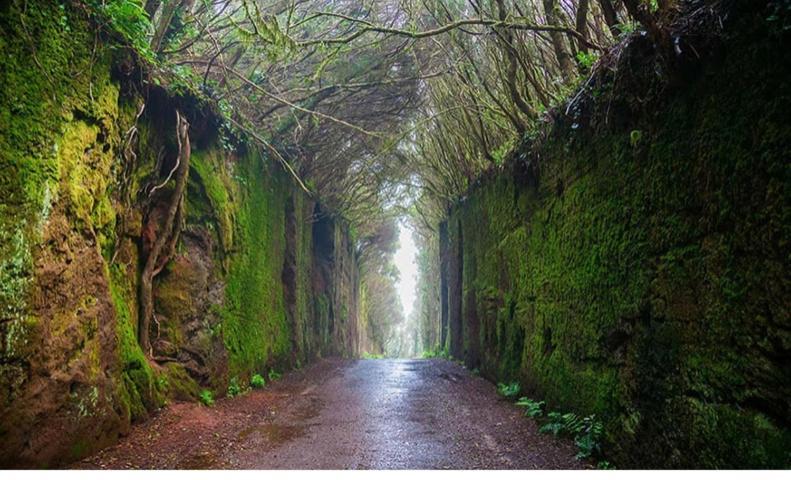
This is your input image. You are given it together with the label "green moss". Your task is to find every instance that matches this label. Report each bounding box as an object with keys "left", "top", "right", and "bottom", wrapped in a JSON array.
[
  {"left": 161, "top": 363, "right": 201, "bottom": 401},
  {"left": 189, "top": 150, "right": 234, "bottom": 254},
  {"left": 444, "top": 10, "right": 791, "bottom": 468},
  {"left": 109, "top": 265, "right": 164, "bottom": 422},
  {"left": 219, "top": 150, "right": 291, "bottom": 378},
  {"left": 1, "top": 0, "right": 96, "bottom": 343}
]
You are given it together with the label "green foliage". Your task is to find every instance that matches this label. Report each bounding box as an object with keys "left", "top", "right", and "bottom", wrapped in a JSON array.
[
  {"left": 420, "top": 348, "right": 448, "bottom": 359},
  {"left": 629, "top": 129, "right": 642, "bottom": 147},
  {"left": 597, "top": 460, "right": 615, "bottom": 469},
  {"left": 515, "top": 397, "right": 545, "bottom": 418},
  {"left": 574, "top": 415, "right": 604, "bottom": 460},
  {"left": 237, "top": 1, "right": 295, "bottom": 60},
  {"left": 539, "top": 411, "right": 604, "bottom": 459},
  {"left": 361, "top": 352, "right": 385, "bottom": 359},
  {"left": 540, "top": 411, "right": 574, "bottom": 436},
  {"left": 88, "top": 0, "right": 155, "bottom": 63},
  {"left": 496, "top": 381, "right": 521, "bottom": 400},
  {"left": 575, "top": 51, "right": 598, "bottom": 71},
  {"left": 647, "top": 0, "right": 660, "bottom": 14},
  {"left": 490, "top": 139, "right": 515, "bottom": 166},
  {"left": 227, "top": 377, "right": 243, "bottom": 397},
  {"left": 268, "top": 370, "right": 282, "bottom": 382},
  {"left": 199, "top": 390, "right": 215, "bottom": 407},
  {"left": 250, "top": 374, "right": 266, "bottom": 389}
]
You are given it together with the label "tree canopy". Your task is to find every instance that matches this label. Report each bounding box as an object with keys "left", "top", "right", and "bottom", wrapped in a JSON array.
[{"left": 86, "top": 0, "right": 681, "bottom": 353}]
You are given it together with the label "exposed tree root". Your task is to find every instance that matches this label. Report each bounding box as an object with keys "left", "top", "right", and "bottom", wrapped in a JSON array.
[{"left": 139, "top": 110, "right": 191, "bottom": 355}]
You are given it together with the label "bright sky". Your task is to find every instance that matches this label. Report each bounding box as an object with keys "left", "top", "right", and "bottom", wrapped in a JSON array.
[{"left": 393, "top": 222, "right": 418, "bottom": 319}]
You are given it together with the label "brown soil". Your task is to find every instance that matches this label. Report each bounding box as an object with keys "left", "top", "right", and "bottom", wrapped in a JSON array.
[{"left": 70, "top": 358, "right": 584, "bottom": 469}]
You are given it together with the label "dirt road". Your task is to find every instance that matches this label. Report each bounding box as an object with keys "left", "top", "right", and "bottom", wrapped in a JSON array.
[{"left": 72, "top": 359, "right": 582, "bottom": 469}]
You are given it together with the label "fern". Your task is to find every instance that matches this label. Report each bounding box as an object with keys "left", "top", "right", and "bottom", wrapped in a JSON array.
[
  {"left": 496, "top": 381, "right": 521, "bottom": 399},
  {"left": 515, "top": 397, "right": 545, "bottom": 418},
  {"left": 540, "top": 411, "right": 605, "bottom": 460},
  {"left": 574, "top": 416, "right": 604, "bottom": 459}
]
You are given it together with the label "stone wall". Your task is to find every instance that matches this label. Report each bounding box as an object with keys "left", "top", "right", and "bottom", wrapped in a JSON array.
[{"left": 439, "top": 3, "right": 790, "bottom": 468}]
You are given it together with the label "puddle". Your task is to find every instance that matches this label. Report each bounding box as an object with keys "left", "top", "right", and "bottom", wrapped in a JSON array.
[
  {"left": 238, "top": 423, "right": 307, "bottom": 447},
  {"left": 292, "top": 396, "right": 325, "bottom": 421}
]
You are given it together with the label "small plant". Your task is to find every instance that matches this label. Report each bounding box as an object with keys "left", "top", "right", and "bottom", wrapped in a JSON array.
[
  {"left": 576, "top": 51, "right": 598, "bottom": 70},
  {"left": 156, "top": 375, "right": 169, "bottom": 392},
  {"left": 227, "top": 377, "right": 242, "bottom": 397},
  {"left": 539, "top": 411, "right": 605, "bottom": 461},
  {"left": 250, "top": 374, "right": 266, "bottom": 389},
  {"left": 597, "top": 460, "right": 615, "bottom": 469},
  {"left": 540, "top": 411, "right": 566, "bottom": 435},
  {"left": 199, "top": 390, "right": 214, "bottom": 407},
  {"left": 630, "top": 129, "right": 643, "bottom": 148},
  {"left": 515, "top": 397, "right": 545, "bottom": 418},
  {"left": 496, "top": 381, "right": 521, "bottom": 400},
  {"left": 421, "top": 349, "right": 443, "bottom": 359},
  {"left": 268, "top": 370, "right": 281, "bottom": 382},
  {"left": 615, "top": 20, "right": 639, "bottom": 39},
  {"left": 574, "top": 416, "right": 604, "bottom": 460}
]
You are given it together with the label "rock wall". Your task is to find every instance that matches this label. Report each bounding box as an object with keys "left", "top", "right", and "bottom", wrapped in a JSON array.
[
  {"left": 439, "top": 3, "right": 790, "bottom": 468},
  {"left": 0, "top": 2, "right": 360, "bottom": 467}
]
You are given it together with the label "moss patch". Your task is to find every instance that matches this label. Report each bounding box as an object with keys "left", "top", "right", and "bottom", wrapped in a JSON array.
[
  {"left": 442, "top": 9, "right": 791, "bottom": 469},
  {"left": 219, "top": 150, "right": 291, "bottom": 378}
]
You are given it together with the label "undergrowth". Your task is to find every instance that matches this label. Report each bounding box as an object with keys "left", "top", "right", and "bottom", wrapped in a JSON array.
[
  {"left": 496, "top": 381, "right": 521, "bottom": 400},
  {"left": 199, "top": 390, "right": 214, "bottom": 407},
  {"left": 512, "top": 396, "right": 610, "bottom": 467},
  {"left": 420, "top": 348, "right": 449, "bottom": 359},
  {"left": 250, "top": 374, "right": 266, "bottom": 389}
]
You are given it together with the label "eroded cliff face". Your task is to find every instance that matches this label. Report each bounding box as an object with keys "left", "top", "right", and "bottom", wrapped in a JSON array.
[
  {"left": 0, "top": 3, "right": 361, "bottom": 467},
  {"left": 438, "top": 4, "right": 790, "bottom": 469}
]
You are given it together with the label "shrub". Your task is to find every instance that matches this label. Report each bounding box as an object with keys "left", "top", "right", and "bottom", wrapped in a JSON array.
[
  {"left": 251, "top": 374, "right": 266, "bottom": 389},
  {"left": 199, "top": 390, "right": 214, "bottom": 407}
]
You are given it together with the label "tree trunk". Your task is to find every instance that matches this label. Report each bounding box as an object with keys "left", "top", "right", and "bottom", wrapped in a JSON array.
[
  {"left": 543, "top": 0, "right": 577, "bottom": 82},
  {"left": 598, "top": 0, "right": 622, "bottom": 37},
  {"left": 494, "top": 0, "right": 535, "bottom": 128},
  {"left": 144, "top": 0, "right": 161, "bottom": 19},
  {"left": 622, "top": 0, "right": 666, "bottom": 48},
  {"left": 151, "top": 0, "right": 194, "bottom": 53},
  {"left": 575, "top": 0, "right": 591, "bottom": 54}
]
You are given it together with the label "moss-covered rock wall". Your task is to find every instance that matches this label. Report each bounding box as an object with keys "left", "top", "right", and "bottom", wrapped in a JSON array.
[
  {"left": 1, "top": 1, "right": 361, "bottom": 467},
  {"left": 439, "top": 4, "right": 790, "bottom": 468}
]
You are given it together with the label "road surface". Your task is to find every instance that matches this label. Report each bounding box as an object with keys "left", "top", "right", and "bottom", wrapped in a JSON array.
[{"left": 73, "top": 358, "right": 582, "bottom": 469}]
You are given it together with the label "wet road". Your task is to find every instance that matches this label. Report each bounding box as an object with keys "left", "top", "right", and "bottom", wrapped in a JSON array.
[{"left": 74, "top": 359, "right": 582, "bottom": 469}]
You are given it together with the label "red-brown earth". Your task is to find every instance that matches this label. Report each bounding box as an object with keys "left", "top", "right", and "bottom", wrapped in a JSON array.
[{"left": 71, "top": 358, "right": 583, "bottom": 469}]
